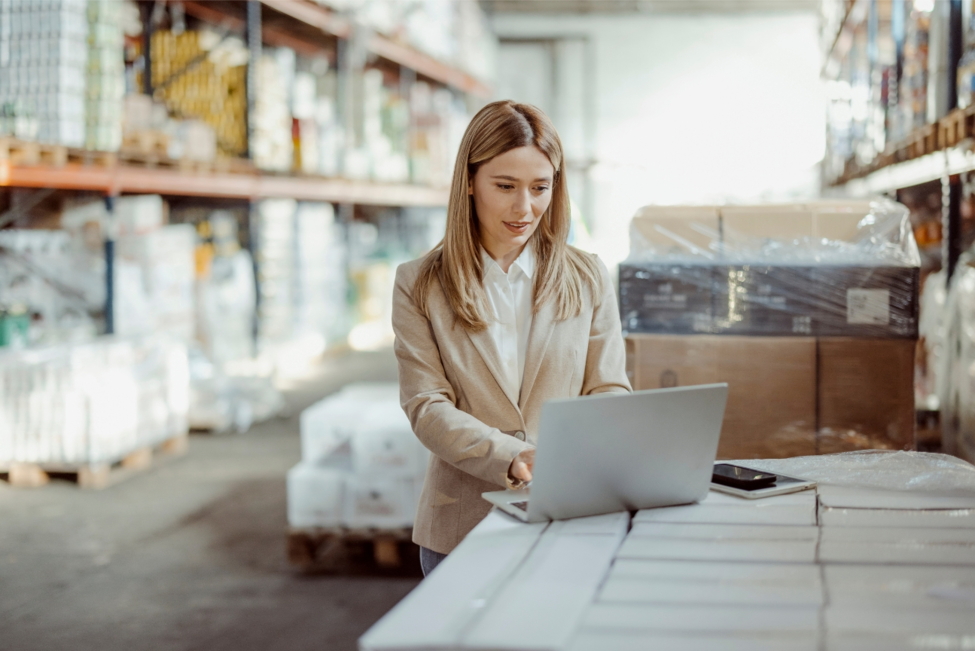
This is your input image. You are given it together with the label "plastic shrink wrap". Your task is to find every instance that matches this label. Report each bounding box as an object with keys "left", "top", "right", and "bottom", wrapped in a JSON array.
[
  {"left": 940, "top": 252, "right": 975, "bottom": 463},
  {"left": 622, "top": 200, "right": 920, "bottom": 459},
  {"left": 0, "top": 335, "right": 188, "bottom": 466}
]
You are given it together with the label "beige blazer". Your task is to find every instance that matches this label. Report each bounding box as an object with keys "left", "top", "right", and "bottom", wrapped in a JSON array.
[{"left": 392, "top": 252, "right": 631, "bottom": 554}]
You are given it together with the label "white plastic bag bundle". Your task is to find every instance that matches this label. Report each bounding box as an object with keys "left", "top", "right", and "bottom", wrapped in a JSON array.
[{"left": 738, "top": 450, "right": 975, "bottom": 494}]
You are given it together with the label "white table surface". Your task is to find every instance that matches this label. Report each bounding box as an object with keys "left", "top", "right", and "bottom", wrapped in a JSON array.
[{"left": 359, "top": 484, "right": 975, "bottom": 651}]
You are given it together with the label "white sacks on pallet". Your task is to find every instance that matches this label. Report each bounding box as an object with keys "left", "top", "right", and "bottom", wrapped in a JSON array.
[
  {"left": 287, "top": 461, "right": 345, "bottom": 529},
  {"left": 289, "top": 382, "right": 428, "bottom": 529},
  {"left": 0, "top": 335, "right": 189, "bottom": 465}
]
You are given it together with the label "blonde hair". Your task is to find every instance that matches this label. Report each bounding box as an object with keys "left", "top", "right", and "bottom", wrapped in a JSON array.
[{"left": 413, "top": 100, "right": 600, "bottom": 331}]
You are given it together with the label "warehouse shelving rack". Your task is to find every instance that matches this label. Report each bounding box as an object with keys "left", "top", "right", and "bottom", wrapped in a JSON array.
[
  {"left": 0, "top": 0, "right": 490, "bottom": 335},
  {"left": 825, "top": 0, "right": 966, "bottom": 282}
]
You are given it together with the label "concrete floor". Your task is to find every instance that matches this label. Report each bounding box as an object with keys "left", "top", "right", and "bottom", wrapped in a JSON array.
[{"left": 0, "top": 350, "right": 421, "bottom": 651}]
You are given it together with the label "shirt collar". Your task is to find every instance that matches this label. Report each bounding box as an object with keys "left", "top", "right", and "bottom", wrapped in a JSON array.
[{"left": 481, "top": 244, "right": 535, "bottom": 280}]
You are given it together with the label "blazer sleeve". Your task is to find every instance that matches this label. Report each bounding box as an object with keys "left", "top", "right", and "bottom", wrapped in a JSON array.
[
  {"left": 581, "top": 256, "right": 633, "bottom": 396},
  {"left": 392, "top": 262, "right": 531, "bottom": 488}
]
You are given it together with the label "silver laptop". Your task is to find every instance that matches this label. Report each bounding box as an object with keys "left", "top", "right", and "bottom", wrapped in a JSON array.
[{"left": 482, "top": 383, "right": 728, "bottom": 522}]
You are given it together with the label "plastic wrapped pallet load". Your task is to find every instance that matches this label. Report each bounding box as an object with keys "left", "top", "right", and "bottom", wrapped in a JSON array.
[
  {"left": 289, "top": 382, "right": 428, "bottom": 530},
  {"left": 0, "top": 335, "right": 189, "bottom": 466},
  {"left": 621, "top": 199, "right": 920, "bottom": 459}
]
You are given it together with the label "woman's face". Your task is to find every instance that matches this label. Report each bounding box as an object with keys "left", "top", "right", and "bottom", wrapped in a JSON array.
[{"left": 469, "top": 145, "right": 555, "bottom": 268}]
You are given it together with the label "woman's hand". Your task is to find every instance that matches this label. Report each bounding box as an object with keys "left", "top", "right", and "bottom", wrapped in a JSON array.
[{"left": 508, "top": 448, "right": 535, "bottom": 484}]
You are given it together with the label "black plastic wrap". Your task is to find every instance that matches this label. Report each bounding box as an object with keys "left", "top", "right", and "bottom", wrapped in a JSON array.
[{"left": 620, "top": 200, "right": 921, "bottom": 339}]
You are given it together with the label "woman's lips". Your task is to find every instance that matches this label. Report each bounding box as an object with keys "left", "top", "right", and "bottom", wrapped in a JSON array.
[{"left": 504, "top": 221, "right": 531, "bottom": 234}]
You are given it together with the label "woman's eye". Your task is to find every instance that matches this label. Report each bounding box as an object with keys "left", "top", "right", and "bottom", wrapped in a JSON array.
[
  {"left": 497, "top": 184, "right": 514, "bottom": 190},
  {"left": 534, "top": 186, "right": 550, "bottom": 193}
]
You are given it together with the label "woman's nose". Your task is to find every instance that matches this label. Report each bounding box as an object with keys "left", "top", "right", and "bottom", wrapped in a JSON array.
[{"left": 512, "top": 189, "right": 532, "bottom": 215}]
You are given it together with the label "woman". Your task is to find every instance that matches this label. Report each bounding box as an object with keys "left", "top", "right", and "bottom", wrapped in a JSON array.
[{"left": 392, "top": 100, "right": 631, "bottom": 577}]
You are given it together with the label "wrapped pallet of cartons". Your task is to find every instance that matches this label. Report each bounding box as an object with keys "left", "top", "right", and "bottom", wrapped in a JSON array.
[{"left": 621, "top": 199, "right": 920, "bottom": 459}]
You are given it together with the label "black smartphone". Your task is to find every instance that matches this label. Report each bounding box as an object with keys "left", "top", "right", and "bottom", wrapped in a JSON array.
[{"left": 711, "top": 464, "right": 778, "bottom": 490}]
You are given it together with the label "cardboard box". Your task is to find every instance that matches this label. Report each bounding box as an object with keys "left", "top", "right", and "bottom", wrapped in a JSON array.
[
  {"left": 818, "top": 339, "right": 916, "bottom": 451},
  {"left": 626, "top": 334, "right": 916, "bottom": 458},
  {"left": 626, "top": 335, "right": 818, "bottom": 458},
  {"left": 630, "top": 206, "right": 720, "bottom": 257}
]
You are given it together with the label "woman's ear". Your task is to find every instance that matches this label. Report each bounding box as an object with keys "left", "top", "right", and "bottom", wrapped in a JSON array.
[{"left": 467, "top": 177, "right": 474, "bottom": 196}]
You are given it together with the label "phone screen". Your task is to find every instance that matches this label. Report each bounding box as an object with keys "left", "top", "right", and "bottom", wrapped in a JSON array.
[{"left": 712, "top": 464, "right": 778, "bottom": 490}]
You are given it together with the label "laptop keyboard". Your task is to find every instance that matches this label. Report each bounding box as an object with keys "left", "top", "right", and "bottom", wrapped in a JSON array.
[{"left": 510, "top": 500, "right": 529, "bottom": 511}]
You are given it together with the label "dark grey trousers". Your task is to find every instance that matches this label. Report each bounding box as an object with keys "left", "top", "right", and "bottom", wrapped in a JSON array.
[{"left": 419, "top": 546, "right": 447, "bottom": 576}]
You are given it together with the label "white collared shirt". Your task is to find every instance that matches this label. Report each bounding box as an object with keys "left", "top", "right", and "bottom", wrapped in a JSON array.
[{"left": 481, "top": 245, "right": 535, "bottom": 400}]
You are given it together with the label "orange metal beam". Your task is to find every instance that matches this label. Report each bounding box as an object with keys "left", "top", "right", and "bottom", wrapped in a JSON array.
[
  {"left": 260, "top": 0, "right": 352, "bottom": 39},
  {"left": 1, "top": 162, "right": 448, "bottom": 207}
]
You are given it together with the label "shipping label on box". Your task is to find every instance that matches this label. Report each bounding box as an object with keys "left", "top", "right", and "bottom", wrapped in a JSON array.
[
  {"left": 846, "top": 289, "right": 890, "bottom": 324},
  {"left": 814, "top": 267, "right": 918, "bottom": 339}
]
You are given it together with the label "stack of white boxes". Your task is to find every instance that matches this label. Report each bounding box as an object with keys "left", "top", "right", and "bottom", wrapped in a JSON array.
[
  {"left": 251, "top": 49, "right": 294, "bottom": 172},
  {"left": 288, "top": 382, "right": 428, "bottom": 530},
  {"left": 293, "top": 202, "right": 347, "bottom": 350},
  {"left": 113, "top": 196, "right": 197, "bottom": 342},
  {"left": 255, "top": 198, "right": 297, "bottom": 354},
  {"left": 85, "top": 0, "right": 123, "bottom": 152},
  {"left": 0, "top": 0, "right": 88, "bottom": 147}
]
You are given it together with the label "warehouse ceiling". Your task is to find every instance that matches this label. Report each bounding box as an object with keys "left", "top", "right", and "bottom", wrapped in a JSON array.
[{"left": 479, "top": 0, "right": 818, "bottom": 13}]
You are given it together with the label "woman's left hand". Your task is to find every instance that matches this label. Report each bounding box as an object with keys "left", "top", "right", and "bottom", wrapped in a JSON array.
[{"left": 509, "top": 448, "right": 535, "bottom": 484}]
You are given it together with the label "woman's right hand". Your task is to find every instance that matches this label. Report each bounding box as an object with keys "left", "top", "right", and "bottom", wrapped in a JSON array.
[{"left": 509, "top": 448, "right": 535, "bottom": 484}]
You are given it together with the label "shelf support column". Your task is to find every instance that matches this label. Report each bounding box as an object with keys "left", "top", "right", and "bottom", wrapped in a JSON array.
[
  {"left": 949, "top": 0, "right": 964, "bottom": 110},
  {"left": 246, "top": 0, "right": 262, "bottom": 160},
  {"left": 104, "top": 195, "right": 117, "bottom": 335},
  {"left": 141, "top": 1, "right": 153, "bottom": 96},
  {"left": 944, "top": 174, "right": 963, "bottom": 281}
]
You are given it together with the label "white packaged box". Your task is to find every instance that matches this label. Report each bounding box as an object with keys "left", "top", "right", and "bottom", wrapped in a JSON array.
[
  {"left": 351, "top": 405, "right": 419, "bottom": 477},
  {"left": 286, "top": 462, "right": 346, "bottom": 529},
  {"left": 113, "top": 195, "right": 165, "bottom": 236},
  {"left": 343, "top": 475, "right": 416, "bottom": 529},
  {"left": 300, "top": 382, "right": 406, "bottom": 465}
]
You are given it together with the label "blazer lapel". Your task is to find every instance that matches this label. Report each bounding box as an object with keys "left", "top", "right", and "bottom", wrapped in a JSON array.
[
  {"left": 465, "top": 327, "right": 521, "bottom": 411},
  {"left": 519, "top": 298, "right": 557, "bottom": 410}
]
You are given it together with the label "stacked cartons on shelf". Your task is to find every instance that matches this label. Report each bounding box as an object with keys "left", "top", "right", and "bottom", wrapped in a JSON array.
[
  {"left": 85, "top": 0, "right": 123, "bottom": 152},
  {"left": 150, "top": 29, "right": 246, "bottom": 159},
  {"left": 293, "top": 202, "right": 347, "bottom": 348},
  {"left": 620, "top": 201, "right": 920, "bottom": 459},
  {"left": 255, "top": 198, "right": 297, "bottom": 351},
  {"left": 288, "top": 382, "right": 427, "bottom": 529},
  {"left": 252, "top": 49, "right": 294, "bottom": 171},
  {"left": 0, "top": 0, "right": 88, "bottom": 146},
  {"left": 255, "top": 199, "right": 350, "bottom": 365},
  {"left": 112, "top": 196, "right": 197, "bottom": 342}
]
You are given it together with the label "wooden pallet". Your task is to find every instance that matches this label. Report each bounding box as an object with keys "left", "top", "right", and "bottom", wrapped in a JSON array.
[
  {"left": 287, "top": 526, "right": 416, "bottom": 572},
  {"left": 68, "top": 147, "right": 118, "bottom": 167},
  {"left": 0, "top": 434, "right": 188, "bottom": 490},
  {"left": 0, "top": 137, "right": 68, "bottom": 167}
]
